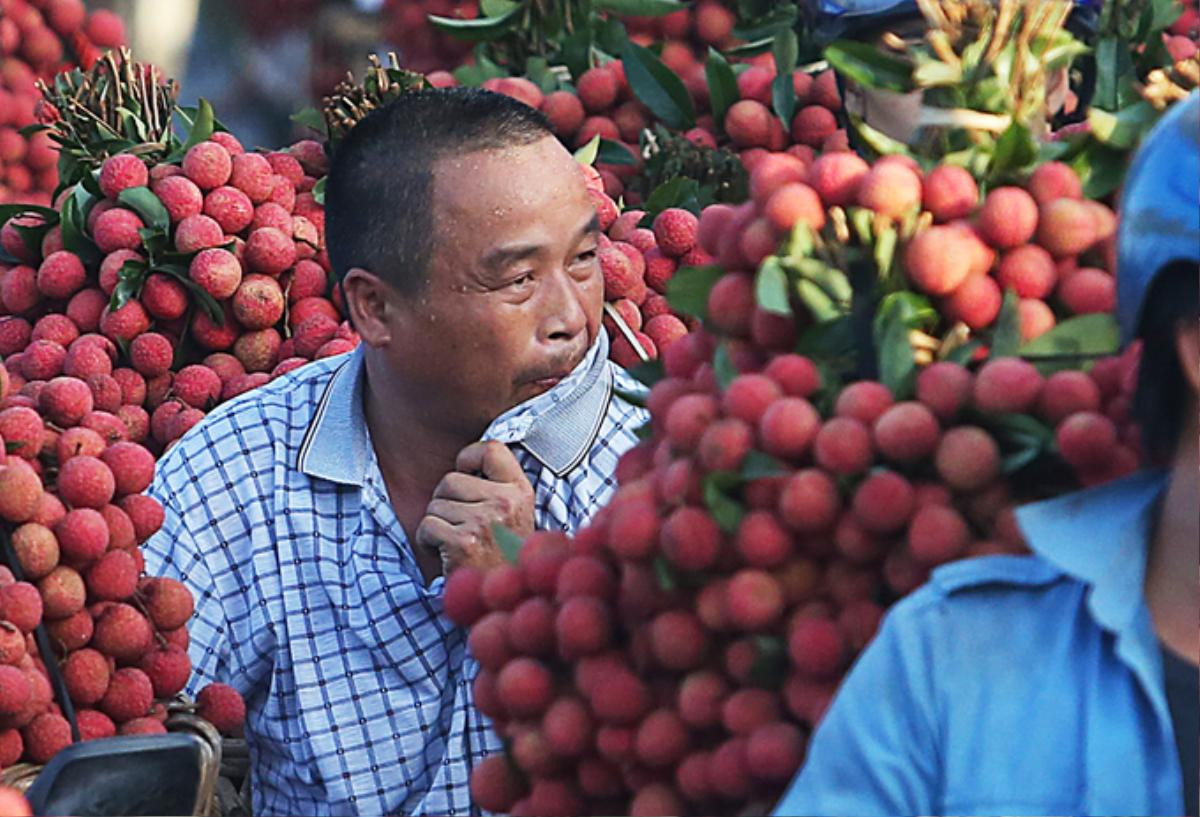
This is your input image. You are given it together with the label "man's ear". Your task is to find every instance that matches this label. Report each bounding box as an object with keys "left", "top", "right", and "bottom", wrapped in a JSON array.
[
  {"left": 341, "top": 268, "right": 394, "bottom": 347},
  {"left": 1175, "top": 319, "right": 1200, "bottom": 396}
]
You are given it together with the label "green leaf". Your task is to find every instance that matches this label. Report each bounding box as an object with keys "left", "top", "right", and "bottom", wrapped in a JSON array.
[
  {"left": 990, "top": 290, "right": 1022, "bottom": 358},
  {"left": 177, "top": 98, "right": 215, "bottom": 158},
  {"left": 118, "top": 187, "right": 170, "bottom": 232},
  {"left": 0, "top": 203, "right": 58, "bottom": 227},
  {"left": 60, "top": 186, "right": 101, "bottom": 268},
  {"left": 823, "top": 40, "right": 913, "bottom": 93},
  {"left": 848, "top": 113, "right": 914, "bottom": 158},
  {"left": 713, "top": 342, "right": 738, "bottom": 390},
  {"left": 653, "top": 557, "right": 678, "bottom": 591},
  {"left": 642, "top": 176, "right": 702, "bottom": 219},
  {"left": 703, "top": 471, "right": 744, "bottom": 534},
  {"left": 771, "top": 30, "right": 799, "bottom": 128},
  {"left": 667, "top": 264, "right": 723, "bottom": 319},
  {"left": 593, "top": 18, "right": 630, "bottom": 60},
  {"left": 755, "top": 257, "right": 791, "bottom": 315},
  {"left": 312, "top": 176, "right": 326, "bottom": 206},
  {"left": 989, "top": 122, "right": 1037, "bottom": 181},
  {"left": 149, "top": 261, "right": 226, "bottom": 324},
  {"left": 1072, "top": 142, "right": 1128, "bottom": 200},
  {"left": 290, "top": 106, "right": 327, "bottom": 136},
  {"left": 875, "top": 299, "right": 916, "bottom": 399},
  {"left": 490, "top": 523, "right": 525, "bottom": 564},
  {"left": 1019, "top": 313, "right": 1120, "bottom": 364},
  {"left": 574, "top": 134, "right": 601, "bottom": 166},
  {"left": 1002, "top": 444, "right": 1045, "bottom": 474},
  {"left": 705, "top": 48, "right": 739, "bottom": 131},
  {"left": 1087, "top": 101, "right": 1159, "bottom": 150},
  {"left": 428, "top": 5, "right": 522, "bottom": 41},
  {"left": 481, "top": 0, "right": 519, "bottom": 14},
  {"left": 595, "top": 0, "right": 688, "bottom": 15},
  {"left": 722, "top": 37, "right": 776, "bottom": 59},
  {"left": 748, "top": 635, "right": 787, "bottom": 688},
  {"left": 628, "top": 359, "right": 664, "bottom": 387},
  {"left": 621, "top": 41, "right": 696, "bottom": 130},
  {"left": 740, "top": 450, "right": 788, "bottom": 480},
  {"left": 110, "top": 258, "right": 148, "bottom": 311},
  {"left": 1092, "top": 37, "right": 1137, "bottom": 112},
  {"left": 597, "top": 139, "right": 637, "bottom": 166}
]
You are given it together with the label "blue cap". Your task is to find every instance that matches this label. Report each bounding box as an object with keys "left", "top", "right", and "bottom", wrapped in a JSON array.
[{"left": 1115, "top": 91, "right": 1200, "bottom": 343}]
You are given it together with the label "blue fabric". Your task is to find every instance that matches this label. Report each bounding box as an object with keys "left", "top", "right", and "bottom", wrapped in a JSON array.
[
  {"left": 774, "top": 470, "right": 1186, "bottom": 816},
  {"left": 1115, "top": 91, "right": 1199, "bottom": 342},
  {"left": 143, "top": 336, "right": 647, "bottom": 816}
]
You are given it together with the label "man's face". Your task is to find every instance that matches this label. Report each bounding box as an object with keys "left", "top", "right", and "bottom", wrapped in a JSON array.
[{"left": 377, "top": 136, "right": 603, "bottom": 437}]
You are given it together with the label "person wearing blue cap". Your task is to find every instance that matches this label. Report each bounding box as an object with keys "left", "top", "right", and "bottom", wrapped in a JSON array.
[{"left": 773, "top": 92, "right": 1199, "bottom": 817}]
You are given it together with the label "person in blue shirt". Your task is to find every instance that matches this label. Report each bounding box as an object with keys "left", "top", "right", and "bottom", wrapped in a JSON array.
[
  {"left": 142, "top": 89, "right": 647, "bottom": 815},
  {"left": 774, "top": 92, "right": 1199, "bottom": 817}
]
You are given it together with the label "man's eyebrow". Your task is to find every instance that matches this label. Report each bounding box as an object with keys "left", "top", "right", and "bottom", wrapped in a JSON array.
[{"left": 481, "top": 215, "right": 603, "bottom": 271}]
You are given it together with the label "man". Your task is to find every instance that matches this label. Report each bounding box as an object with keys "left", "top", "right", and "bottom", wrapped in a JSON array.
[
  {"left": 774, "top": 92, "right": 1198, "bottom": 816},
  {"left": 143, "top": 88, "right": 647, "bottom": 816}
]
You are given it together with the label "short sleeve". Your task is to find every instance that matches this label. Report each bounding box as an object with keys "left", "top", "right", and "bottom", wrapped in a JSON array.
[{"left": 773, "top": 594, "right": 943, "bottom": 817}]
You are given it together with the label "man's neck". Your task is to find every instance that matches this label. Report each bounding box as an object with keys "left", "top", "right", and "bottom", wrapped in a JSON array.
[{"left": 1145, "top": 415, "right": 1199, "bottom": 664}]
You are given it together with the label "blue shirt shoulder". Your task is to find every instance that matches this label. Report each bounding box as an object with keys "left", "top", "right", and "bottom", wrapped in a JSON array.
[{"left": 774, "top": 472, "right": 1183, "bottom": 817}]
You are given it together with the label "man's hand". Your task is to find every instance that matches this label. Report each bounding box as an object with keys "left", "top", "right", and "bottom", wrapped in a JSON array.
[{"left": 416, "top": 441, "right": 535, "bottom": 575}]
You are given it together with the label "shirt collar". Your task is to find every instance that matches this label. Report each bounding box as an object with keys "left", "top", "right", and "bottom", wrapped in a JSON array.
[
  {"left": 1016, "top": 469, "right": 1170, "bottom": 634},
  {"left": 297, "top": 332, "right": 614, "bottom": 485}
]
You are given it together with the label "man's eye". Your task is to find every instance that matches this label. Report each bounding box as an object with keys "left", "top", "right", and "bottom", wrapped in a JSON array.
[
  {"left": 509, "top": 273, "right": 534, "bottom": 288},
  {"left": 575, "top": 248, "right": 598, "bottom": 264}
]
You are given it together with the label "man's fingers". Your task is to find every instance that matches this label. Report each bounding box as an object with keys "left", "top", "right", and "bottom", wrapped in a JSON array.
[
  {"left": 456, "top": 440, "right": 527, "bottom": 483},
  {"left": 432, "top": 471, "right": 494, "bottom": 503}
]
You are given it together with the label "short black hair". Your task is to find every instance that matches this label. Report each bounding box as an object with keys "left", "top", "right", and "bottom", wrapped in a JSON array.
[
  {"left": 1133, "top": 262, "right": 1199, "bottom": 459},
  {"left": 324, "top": 87, "right": 553, "bottom": 294}
]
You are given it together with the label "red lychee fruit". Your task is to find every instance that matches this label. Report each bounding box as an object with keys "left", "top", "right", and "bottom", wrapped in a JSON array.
[
  {"left": 36, "top": 251, "right": 86, "bottom": 299},
  {"left": 1037, "top": 198, "right": 1097, "bottom": 257},
  {"left": 244, "top": 227, "right": 296, "bottom": 276},
  {"left": 758, "top": 396, "right": 820, "bottom": 460},
  {"left": 496, "top": 657, "right": 555, "bottom": 718},
  {"left": 0, "top": 582, "right": 41, "bottom": 633},
  {"left": 1027, "top": 161, "right": 1082, "bottom": 205},
  {"left": 916, "top": 361, "right": 972, "bottom": 421},
  {"left": 38, "top": 375, "right": 93, "bottom": 426},
  {"left": 577, "top": 66, "right": 619, "bottom": 113},
  {"left": 652, "top": 208, "right": 699, "bottom": 258},
  {"left": 978, "top": 186, "right": 1039, "bottom": 249},
  {"left": 791, "top": 105, "right": 838, "bottom": 148},
  {"left": 57, "top": 455, "right": 115, "bottom": 509},
  {"left": 905, "top": 225, "right": 977, "bottom": 295},
  {"left": 872, "top": 401, "right": 940, "bottom": 463},
  {"left": 152, "top": 175, "right": 204, "bottom": 223},
  {"left": 725, "top": 569, "right": 784, "bottom": 630},
  {"left": 86, "top": 549, "right": 139, "bottom": 601},
  {"left": 788, "top": 616, "right": 845, "bottom": 679},
  {"left": 129, "top": 332, "right": 174, "bottom": 378},
  {"left": 1056, "top": 411, "right": 1117, "bottom": 471},
  {"left": 91, "top": 602, "right": 152, "bottom": 663},
  {"left": 777, "top": 468, "right": 839, "bottom": 532},
  {"left": 813, "top": 416, "right": 873, "bottom": 476},
  {"left": 138, "top": 644, "right": 191, "bottom": 699},
  {"left": 943, "top": 272, "right": 1002, "bottom": 329},
  {"left": 174, "top": 214, "right": 225, "bottom": 254},
  {"left": 725, "top": 100, "right": 773, "bottom": 148},
  {"left": 997, "top": 244, "right": 1057, "bottom": 299},
  {"left": 857, "top": 160, "right": 922, "bottom": 218},
  {"left": 469, "top": 754, "right": 525, "bottom": 814},
  {"left": 648, "top": 610, "right": 709, "bottom": 671},
  {"left": 39, "top": 565, "right": 86, "bottom": 619},
  {"left": 92, "top": 208, "right": 145, "bottom": 254},
  {"left": 230, "top": 153, "right": 273, "bottom": 203},
  {"left": 852, "top": 470, "right": 915, "bottom": 533},
  {"left": 973, "top": 356, "right": 1044, "bottom": 414},
  {"left": 22, "top": 713, "right": 71, "bottom": 764},
  {"left": 183, "top": 142, "right": 233, "bottom": 190},
  {"left": 660, "top": 506, "right": 722, "bottom": 571},
  {"left": 54, "top": 507, "right": 108, "bottom": 562},
  {"left": 908, "top": 504, "right": 970, "bottom": 565},
  {"left": 9, "top": 524, "right": 57, "bottom": 580},
  {"left": 1058, "top": 267, "right": 1115, "bottom": 314},
  {"left": 99, "top": 667, "right": 153, "bottom": 723},
  {"left": 922, "top": 164, "right": 978, "bottom": 222},
  {"left": 63, "top": 648, "right": 110, "bottom": 707},
  {"left": 98, "top": 154, "right": 148, "bottom": 199},
  {"left": 807, "top": 151, "right": 869, "bottom": 207},
  {"left": 706, "top": 272, "right": 755, "bottom": 337}
]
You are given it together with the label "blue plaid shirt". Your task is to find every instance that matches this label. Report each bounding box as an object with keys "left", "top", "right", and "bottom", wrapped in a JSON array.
[{"left": 143, "top": 334, "right": 647, "bottom": 816}]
